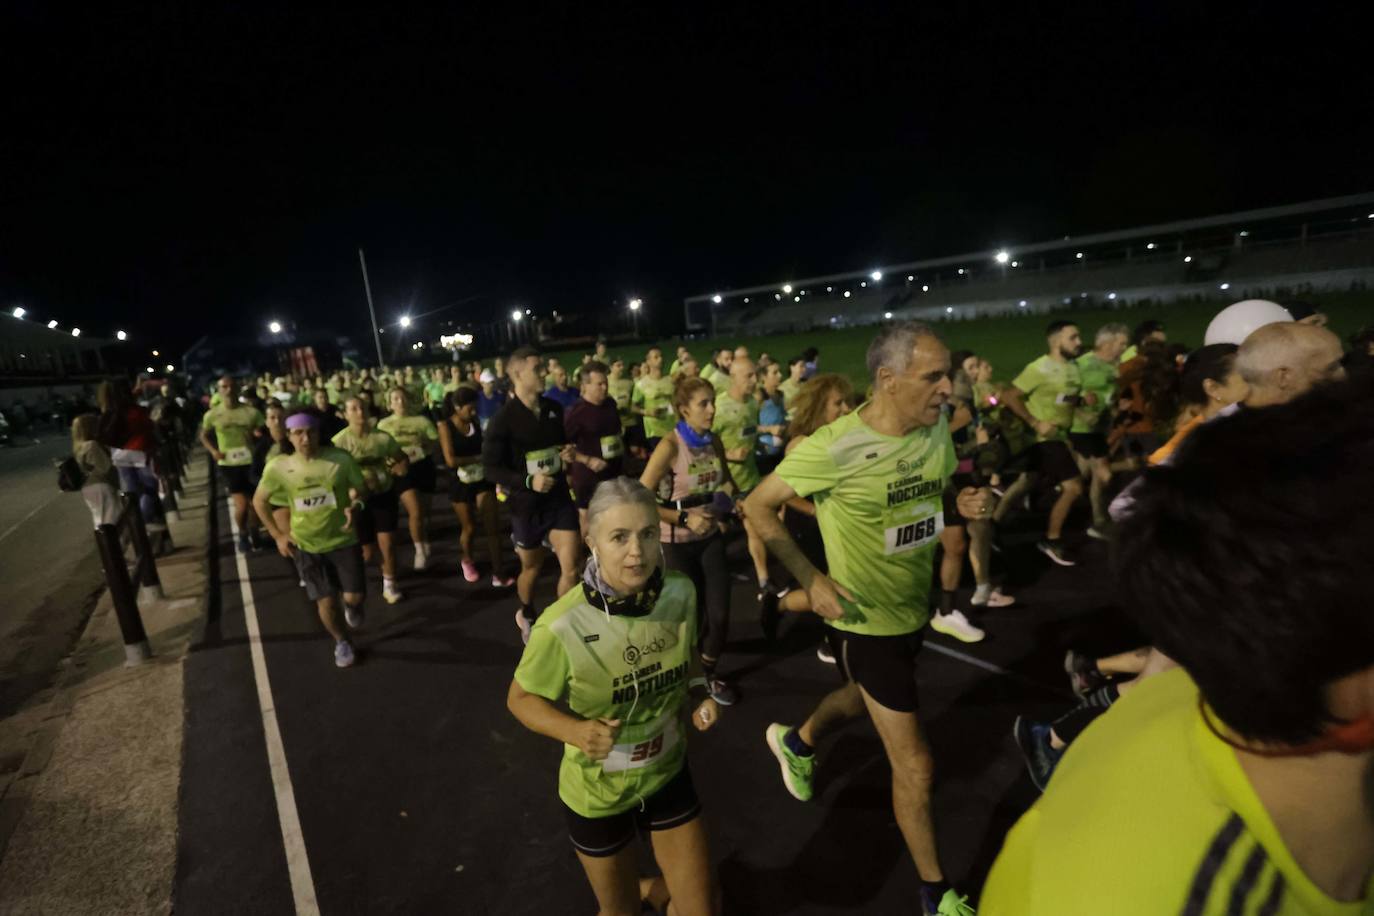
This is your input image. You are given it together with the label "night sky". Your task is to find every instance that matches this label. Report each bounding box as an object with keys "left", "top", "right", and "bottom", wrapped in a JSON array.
[{"left": 3, "top": 5, "right": 1370, "bottom": 355}]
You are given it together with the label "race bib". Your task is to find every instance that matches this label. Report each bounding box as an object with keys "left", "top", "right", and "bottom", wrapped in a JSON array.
[
  {"left": 223, "top": 446, "right": 252, "bottom": 466},
  {"left": 599, "top": 434, "right": 624, "bottom": 460},
  {"left": 741, "top": 425, "right": 757, "bottom": 439},
  {"left": 883, "top": 506, "right": 943, "bottom": 555},
  {"left": 686, "top": 454, "right": 720, "bottom": 495},
  {"left": 600, "top": 718, "right": 681, "bottom": 773},
  {"left": 1054, "top": 391, "right": 1078, "bottom": 406},
  {"left": 293, "top": 486, "right": 338, "bottom": 512},
  {"left": 525, "top": 446, "right": 562, "bottom": 476},
  {"left": 403, "top": 444, "right": 425, "bottom": 461},
  {"left": 457, "top": 463, "right": 485, "bottom": 484}
]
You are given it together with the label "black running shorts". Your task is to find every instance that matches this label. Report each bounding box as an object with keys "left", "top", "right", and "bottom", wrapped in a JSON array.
[
  {"left": 353, "top": 488, "right": 399, "bottom": 545},
  {"left": 222, "top": 464, "right": 254, "bottom": 495},
  {"left": 510, "top": 496, "right": 579, "bottom": 550},
  {"left": 1067, "top": 432, "right": 1108, "bottom": 460},
  {"left": 293, "top": 544, "right": 366, "bottom": 601},
  {"left": 824, "top": 627, "right": 927, "bottom": 713},
  {"left": 1028, "top": 439, "right": 1080, "bottom": 485},
  {"left": 564, "top": 764, "right": 701, "bottom": 858}
]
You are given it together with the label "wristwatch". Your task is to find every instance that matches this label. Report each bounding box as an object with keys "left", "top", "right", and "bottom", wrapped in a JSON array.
[{"left": 677, "top": 509, "right": 689, "bottom": 528}]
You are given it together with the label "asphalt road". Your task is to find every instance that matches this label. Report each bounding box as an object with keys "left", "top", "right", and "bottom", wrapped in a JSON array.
[
  {"left": 175, "top": 470, "right": 1139, "bottom": 915},
  {"left": 0, "top": 430, "right": 108, "bottom": 718}
]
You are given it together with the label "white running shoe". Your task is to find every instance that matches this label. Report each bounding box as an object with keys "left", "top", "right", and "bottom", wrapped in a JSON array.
[
  {"left": 816, "top": 643, "right": 836, "bottom": 664},
  {"left": 930, "top": 610, "right": 985, "bottom": 643},
  {"left": 383, "top": 582, "right": 403, "bottom": 605},
  {"left": 515, "top": 608, "right": 533, "bottom": 645},
  {"left": 413, "top": 544, "right": 428, "bottom": 571},
  {"left": 344, "top": 604, "right": 365, "bottom": 629}
]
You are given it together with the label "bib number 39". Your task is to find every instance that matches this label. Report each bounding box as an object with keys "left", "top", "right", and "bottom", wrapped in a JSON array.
[{"left": 884, "top": 512, "right": 942, "bottom": 555}]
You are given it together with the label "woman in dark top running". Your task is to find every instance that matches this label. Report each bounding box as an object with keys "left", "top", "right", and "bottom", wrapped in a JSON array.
[
  {"left": 438, "top": 387, "right": 512, "bottom": 588},
  {"left": 563, "top": 360, "right": 622, "bottom": 536}
]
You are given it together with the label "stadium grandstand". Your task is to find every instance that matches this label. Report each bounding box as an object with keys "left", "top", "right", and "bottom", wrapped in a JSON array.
[{"left": 685, "top": 192, "right": 1374, "bottom": 335}]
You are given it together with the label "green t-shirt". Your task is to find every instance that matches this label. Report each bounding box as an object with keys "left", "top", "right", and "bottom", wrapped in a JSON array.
[
  {"left": 779, "top": 377, "right": 802, "bottom": 414},
  {"left": 514, "top": 571, "right": 698, "bottom": 818},
  {"left": 776, "top": 406, "right": 956, "bottom": 636},
  {"left": 256, "top": 448, "right": 366, "bottom": 555},
  {"left": 377, "top": 414, "right": 439, "bottom": 463},
  {"left": 608, "top": 378, "right": 636, "bottom": 427},
  {"left": 712, "top": 391, "right": 760, "bottom": 493},
  {"left": 699, "top": 365, "right": 719, "bottom": 387},
  {"left": 1071, "top": 353, "right": 1118, "bottom": 435},
  {"left": 424, "top": 380, "right": 446, "bottom": 408},
  {"left": 201, "top": 403, "right": 264, "bottom": 467},
  {"left": 632, "top": 374, "right": 676, "bottom": 439},
  {"left": 1011, "top": 355, "right": 1082, "bottom": 441},
  {"left": 330, "top": 426, "right": 404, "bottom": 494}
]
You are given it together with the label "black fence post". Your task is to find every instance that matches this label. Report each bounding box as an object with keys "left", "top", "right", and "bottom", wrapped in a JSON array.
[
  {"left": 94, "top": 523, "right": 153, "bottom": 665},
  {"left": 128, "top": 500, "right": 167, "bottom": 601}
]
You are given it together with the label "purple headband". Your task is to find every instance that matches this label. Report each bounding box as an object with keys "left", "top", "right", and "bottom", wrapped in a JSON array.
[{"left": 285, "top": 413, "right": 318, "bottom": 430}]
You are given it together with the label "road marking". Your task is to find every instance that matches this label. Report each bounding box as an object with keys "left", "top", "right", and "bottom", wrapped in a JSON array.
[
  {"left": 226, "top": 497, "right": 320, "bottom": 915},
  {"left": 0, "top": 493, "right": 62, "bottom": 544},
  {"left": 926, "top": 640, "right": 1074, "bottom": 698}
]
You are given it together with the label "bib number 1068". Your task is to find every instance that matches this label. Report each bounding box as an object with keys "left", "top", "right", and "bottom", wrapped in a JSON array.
[{"left": 884, "top": 515, "right": 940, "bottom": 555}]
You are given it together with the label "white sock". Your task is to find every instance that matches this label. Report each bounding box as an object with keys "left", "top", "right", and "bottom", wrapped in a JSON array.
[
  {"left": 972, "top": 583, "right": 992, "bottom": 605},
  {"left": 384, "top": 576, "right": 395, "bottom": 589}
]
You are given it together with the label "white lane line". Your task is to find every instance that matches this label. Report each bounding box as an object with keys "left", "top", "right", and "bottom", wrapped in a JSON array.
[
  {"left": 0, "top": 493, "right": 62, "bottom": 544},
  {"left": 926, "top": 640, "right": 1074, "bottom": 698},
  {"left": 227, "top": 496, "right": 321, "bottom": 915}
]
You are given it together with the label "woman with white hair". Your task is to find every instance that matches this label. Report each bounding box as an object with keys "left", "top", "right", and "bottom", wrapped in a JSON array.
[{"left": 507, "top": 477, "right": 722, "bottom": 916}]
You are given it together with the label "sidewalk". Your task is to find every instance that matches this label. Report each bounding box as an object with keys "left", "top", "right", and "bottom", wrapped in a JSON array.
[{"left": 0, "top": 454, "right": 212, "bottom": 916}]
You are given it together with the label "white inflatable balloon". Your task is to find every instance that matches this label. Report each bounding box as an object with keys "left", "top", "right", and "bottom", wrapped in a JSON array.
[{"left": 1203, "top": 299, "right": 1293, "bottom": 346}]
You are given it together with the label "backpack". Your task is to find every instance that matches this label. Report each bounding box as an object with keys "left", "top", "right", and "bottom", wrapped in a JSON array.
[{"left": 57, "top": 455, "right": 86, "bottom": 492}]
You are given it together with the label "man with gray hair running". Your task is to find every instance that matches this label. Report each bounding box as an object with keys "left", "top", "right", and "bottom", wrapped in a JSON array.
[{"left": 744, "top": 322, "right": 992, "bottom": 916}]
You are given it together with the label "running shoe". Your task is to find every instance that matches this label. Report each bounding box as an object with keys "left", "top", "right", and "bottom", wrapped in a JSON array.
[
  {"left": 706, "top": 677, "right": 737, "bottom": 707},
  {"left": 925, "top": 888, "right": 976, "bottom": 915},
  {"left": 1086, "top": 524, "right": 1111, "bottom": 541},
  {"left": 764, "top": 723, "right": 815, "bottom": 802},
  {"left": 235, "top": 534, "right": 252, "bottom": 555},
  {"left": 1064, "top": 650, "right": 1108, "bottom": 697},
  {"left": 334, "top": 640, "right": 357, "bottom": 668},
  {"left": 413, "top": 544, "right": 428, "bottom": 571},
  {"left": 758, "top": 585, "right": 781, "bottom": 642},
  {"left": 972, "top": 588, "right": 1016, "bottom": 609},
  {"left": 383, "top": 582, "right": 403, "bottom": 605},
  {"left": 930, "top": 610, "right": 985, "bottom": 643},
  {"left": 1012, "top": 715, "right": 1062, "bottom": 792},
  {"left": 491, "top": 572, "right": 515, "bottom": 588},
  {"left": 1036, "top": 539, "right": 1076, "bottom": 567},
  {"left": 344, "top": 604, "right": 365, "bottom": 628},
  {"left": 461, "top": 559, "right": 480, "bottom": 583},
  {"left": 816, "top": 643, "right": 835, "bottom": 664},
  {"left": 515, "top": 608, "right": 533, "bottom": 645}
]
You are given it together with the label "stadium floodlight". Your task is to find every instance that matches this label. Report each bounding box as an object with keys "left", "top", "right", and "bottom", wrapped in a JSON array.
[
  {"left": 12, "top": 307, "right": 24, "bottom": 318},
  {"left": 400, "top": 315, "right": 412, "bottom": 328},
  {"left": 1011, "top": 261, "right": 1019, "bottom": 268},
  {"left": 870, "top": 271, "right": 882, "bottom": 281},
  {"left": 826, "top": 286, "right": 833, "bottom": 292},
  {"left": 945, "top": 307, "right": 953, "bottom": 314},
  {"left": 512, "top": 309, "right": 524, "bottom": 321},
  {"left": 1146, "top": 242, "right": 1156, "bottom": 250},
  {"left": 165, "top": 364, "right": 174, "bottom": 372},
  {"left": 907, "top": 275, "right": 914, "bottom": 282},
  {"left": 860, "top": 281, "right": 866, "bottom": 288},
  {"left": 994, "top": 250, "right": 1009, "bottom": 264},
  {"left": 884, "top": 311, "right": 892, "bottom": 319},
  {"left": 1075, "top": 252, "right": 1084, "bottom": 259},
  {"left": 774, "top": 293, "right": 781, "bottom": 301},
  {"left": 47, "top": 319, "right": 58, "bottom": 328},
  {"left": 793, "top": 296, "right": 800, "bottom": 302},
  {"left": 628, "top": 299, "right": 642, "bottom": 311},
  {"left": 152, "top": 349, "right": 160, "bottom": 356},
  {"left": 71, "top": 327, "right": 81, "bottom": 337},
  {"left": 743, "top": 297, "right": 749, "bottom": 303},
  {"left": 1184, "top": 255, "right": 1193, "bottom": 263},
  {"left": 269, "top": 321, "right": 282, "bottom": 334},
  {"left": 1238, "top": 230, "right": 1249, "bottom": 237},
  {"left": 146, "top": 366, "right": 155, "bottom": 373},
  {"left": 921, "top": 285, "right": 929, "bottom": 292},
  {"left": 711, "top": 294, "right": 722, "bottom": 304},
  {"left": 957, "top": 268, "right": 965, "bottom": 275},
  {"left": 1219, "top": 283, "right": 1231, "bottom": 290},
  {"left": 782, "top": 284, "right": 793, "bottom": 294},
  {"left": 843, "top": 291, "right": 852, "bottom": 298},
  {"left": 1019, "top": 300, "right": 1028, "bottom": 307},
  {"left": 116, "top": 330, "right": 127, "bottom": 341},
  {"left": 1108, "top": 292, "right": 1118, "bottom": 300},
  {"left": 1368, "top": 213, "right": 1374, "bottom": 219}
]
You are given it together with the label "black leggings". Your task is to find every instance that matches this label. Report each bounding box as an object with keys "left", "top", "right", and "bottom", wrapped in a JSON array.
[{"left": 664, "top": 534, "right": 731, "bottom": 665}]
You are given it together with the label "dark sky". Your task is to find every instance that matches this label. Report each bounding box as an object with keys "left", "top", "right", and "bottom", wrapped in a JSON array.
[{"left": 3, "top": 4, "right": 1370, "bottom": 355}]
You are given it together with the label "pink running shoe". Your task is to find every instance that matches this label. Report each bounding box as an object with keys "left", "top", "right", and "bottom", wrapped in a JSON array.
[
  {"left": 491, "top": 573, "right": 516, "bottom": 588},
  {"left": 461, "top": 559, "right": 480, "bottom": 583}
]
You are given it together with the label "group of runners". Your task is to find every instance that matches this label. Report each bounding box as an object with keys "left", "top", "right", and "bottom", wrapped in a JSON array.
[{"left": 195, "top": 304, "right": 1371, "bottom": 915}]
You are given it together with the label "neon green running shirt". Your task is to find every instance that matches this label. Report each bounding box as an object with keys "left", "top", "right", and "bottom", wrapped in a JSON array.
[
  {"left": 1012, "top": 355, "right": 1082, "bottom": 441},
  {"left": 1071, "top": 353, "right": 1118, "bottom": 435},
  {"left": 256, "top": 447, "right": 365, "bottom": 555},
  {"left": 776, "top": 405, "right": 956, "bottom": 636},
  {"left": 712, "top": 390, "right": 760, "bottom": 493},
  {"left": 514, "top": 571, "right": 698, "bottom": 818},
  {"left": 377, "top": 414, "right": 439, "bottom": 463},
  {"left": 330, "top": 426, "right": 403, "bottom": 494},
  {"left": 201, "top": 403, "right": 264, "bottom": 467},
  {"left": 633, "top": 374, "right": 676, "bottom": 439}
]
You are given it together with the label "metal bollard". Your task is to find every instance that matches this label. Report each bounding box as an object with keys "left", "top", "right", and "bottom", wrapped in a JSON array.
[
  {"left": 94, "top": 524, "right": 153, "bottom": 665},
  {"left": 128, "top": 501, "right": 168, "bottom": 602}
]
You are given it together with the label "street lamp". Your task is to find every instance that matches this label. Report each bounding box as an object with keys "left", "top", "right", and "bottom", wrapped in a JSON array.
[
  {"left": 47, "top": 320, "right": 58, "bottom": 329},
  {"left": 399, "top": 315, "right": 412, "bottom": 328},
  {"left": 995, "top": 251, "right": 1010, "bottom": 264},
  {"left": 628, "top": 298, "right": 642, "bottom": 337},
  {"left": 12, "top": 307, "right": 24, "bottom": 318},
  {"left": 781, "top": 284, "right": 793, "bottom": 294},
  {"left": 116, "top": 330, "right": 127, "bottom": 341},
  {"left": 511, "top": 310, "right": 523, "bottom": 321},
  {"left": 165, "top": 364, "right": 174, "bottom": 373},
  {"left": 870, "top": 270, "right": 883, "bottom": 281},
  {"left": 71, "top": 328, "right": 81, "bottom": 337},
  {"left": 269, "top": 321, "right": 282, "bottom": 334},
  {"left": 711, "top": 294, "right": 722, "bottom": 304}
]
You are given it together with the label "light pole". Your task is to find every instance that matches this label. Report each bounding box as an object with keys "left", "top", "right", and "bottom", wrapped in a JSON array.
[
  {"left": 628, "top": 298, "right": 642, "bottom": 338},
  {"left": 358, "top": 248, "right": 385, "bottom": 368}
]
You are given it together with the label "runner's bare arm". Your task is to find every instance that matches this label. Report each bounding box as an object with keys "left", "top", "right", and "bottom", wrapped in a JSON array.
[
  {"left": 639, "top": 436, "right": 686, "bottom": 528},
  {"left": 506, "top": 679, "right": 619, "bottom": 760},
  {"left": 199, "top": 426, "right": 222, "bottom": 460},
  {"left": 437, "top": 420, "right": 459, "bottom": 468},
  {"left": 1000, "top": 386, "right": 1056, "bottom": 437}
]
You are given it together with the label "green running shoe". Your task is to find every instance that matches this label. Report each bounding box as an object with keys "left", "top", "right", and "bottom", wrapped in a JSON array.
[
  {"left": 765, "top": 723, "right": 814, "bottom": 802},
  {"left": 930, "top": 889, "right": 975, "bottom": 915}
]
